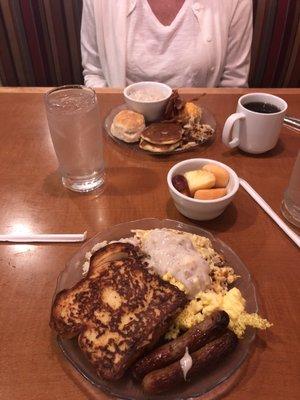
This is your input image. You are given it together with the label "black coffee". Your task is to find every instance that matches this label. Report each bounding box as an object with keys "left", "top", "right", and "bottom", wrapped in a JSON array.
[{"left": 244, "top": 102, "right": 281, "bottom": 114}]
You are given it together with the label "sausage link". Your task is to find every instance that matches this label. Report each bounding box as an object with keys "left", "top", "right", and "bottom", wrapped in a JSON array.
[
  {"left": 142, "top": 330, "right": 238, "bottom": 394},
  {"left": 132, "top": 310, "right": 229, "bottom": 380}
]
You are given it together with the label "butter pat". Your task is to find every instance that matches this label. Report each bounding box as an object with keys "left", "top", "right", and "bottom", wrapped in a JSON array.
[
  {"left": 180, "top": 347, "right": 193, "bottom": 380},
  {"left": 184, "top": 169, "right": 216, "bottom": 195}
]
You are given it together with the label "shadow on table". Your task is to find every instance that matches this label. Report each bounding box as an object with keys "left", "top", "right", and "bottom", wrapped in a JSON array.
[
  {"left": 165, "top": 198, "right": 259, "bottom": 234},
  {"left": 43, "top": 166, "right": 159, "bottom": 198},
  {"left": 43, "top": 170, "right": 66, "bottom": 198},
  {"left": 221, "top": 138, "right": 286, "bottom": 159},
  {"left": 104, "top": 166, "right": 159, "bottom": 195},
  {"left": 165, "top": 198, "right": 237, "bottom": 232}
]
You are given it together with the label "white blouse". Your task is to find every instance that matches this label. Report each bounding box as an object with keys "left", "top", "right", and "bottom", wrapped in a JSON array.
[
  {"left": 126, "top": 0, "right": 212, "bottom": 87},
  {"left": 81, "top": 0, "right": 253, "bottom": 88}
]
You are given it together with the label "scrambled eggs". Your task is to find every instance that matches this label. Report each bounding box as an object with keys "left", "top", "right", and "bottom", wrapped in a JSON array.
[
  {"left": 135, "top": 229, "right": 271, "bottom": 340},
  {"left": 164, "top": 275, "right": 272, "bottom": 340}
]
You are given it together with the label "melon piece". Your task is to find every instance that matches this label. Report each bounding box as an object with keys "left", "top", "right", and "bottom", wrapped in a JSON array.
[{"left": 183, "top": 169, "right": 216, "bottom": 195}]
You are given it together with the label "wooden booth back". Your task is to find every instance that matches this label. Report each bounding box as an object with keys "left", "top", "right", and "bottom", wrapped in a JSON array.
[{"left": 0, "top": 0, "right": 299, "bottom": 87}]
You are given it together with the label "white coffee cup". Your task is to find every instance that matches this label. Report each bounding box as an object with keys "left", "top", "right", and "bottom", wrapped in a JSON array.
[{"left": 222, "top": 93, "right": 287, "bottom": 154}]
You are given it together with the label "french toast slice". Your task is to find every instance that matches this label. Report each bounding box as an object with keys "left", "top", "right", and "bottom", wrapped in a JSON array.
[
  {"left": 50, "top": 242, "right": 137, "bottom": 339},
  {"left": 50, "top": 243, "right": 187, "bottom": 380}
]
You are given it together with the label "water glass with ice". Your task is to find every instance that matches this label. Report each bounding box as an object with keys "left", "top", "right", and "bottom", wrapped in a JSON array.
[
  {"left": 44, "top": 85, "right": 105, "bottom": 192},
  {"left": 281, "top": 151, "right": 300, "bottom": 227}
]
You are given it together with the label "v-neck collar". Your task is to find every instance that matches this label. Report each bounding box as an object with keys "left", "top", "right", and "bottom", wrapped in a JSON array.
[{"left": 144, "top": 0, "right": 190, "bottom": 29}]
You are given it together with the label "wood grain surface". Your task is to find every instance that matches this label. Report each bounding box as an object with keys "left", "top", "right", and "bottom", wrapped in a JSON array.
[{"left": 0, "top": 88, "right": 299, "bottom": 400}]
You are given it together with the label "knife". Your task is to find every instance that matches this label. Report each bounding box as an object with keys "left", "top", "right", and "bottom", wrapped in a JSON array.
[{"left": 284, "top": 116, "right": 300, "bottom": 130}]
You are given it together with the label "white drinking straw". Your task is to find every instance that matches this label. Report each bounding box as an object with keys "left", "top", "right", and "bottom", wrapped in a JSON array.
[
  {"left": 239, "top": 178, "right": 300, "bottom": 248},
  {"left": 0, "top": 231, "right": 87, "bottom": 243}
]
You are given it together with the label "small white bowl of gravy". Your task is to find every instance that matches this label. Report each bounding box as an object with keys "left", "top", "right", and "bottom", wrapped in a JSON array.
[{"left": 123, "top": 81, "right": 172, "bottom": 122}]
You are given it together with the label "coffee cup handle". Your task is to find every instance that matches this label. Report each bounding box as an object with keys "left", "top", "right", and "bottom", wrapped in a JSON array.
[{"left": 222, "top": 113, "right": 245, "bottom": 148}]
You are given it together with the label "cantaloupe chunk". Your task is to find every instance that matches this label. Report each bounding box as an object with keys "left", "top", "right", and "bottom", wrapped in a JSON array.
[
  {"left": 194, "top": 188, "right": 227, "bottom": 200},
  {"left": 202, "top": 164, "right": 229, "bottom": 188}
]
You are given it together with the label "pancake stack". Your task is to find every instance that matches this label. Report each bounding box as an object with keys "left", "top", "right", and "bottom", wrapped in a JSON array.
[{"left": 139, "top": 123, "right": 183, "bottom": 153}]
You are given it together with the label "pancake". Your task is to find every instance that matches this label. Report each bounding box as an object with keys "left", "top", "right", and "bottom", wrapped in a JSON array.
[
  {"left": 139, "top": 138, "right": 181, "bottom": 153},
  {"left": 141, "top": 123, "right": 182, "bottom": 145}
]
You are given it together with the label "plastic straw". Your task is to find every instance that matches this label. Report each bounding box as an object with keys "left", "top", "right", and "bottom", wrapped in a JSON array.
[
  {"left": 0, "top": 231, "right": 87, "bottom": 243},
  {"left": 240, "top": 178, "right": 300, "bottom": 248}
]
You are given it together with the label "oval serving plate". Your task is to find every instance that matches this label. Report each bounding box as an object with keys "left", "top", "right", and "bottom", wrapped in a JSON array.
[
  {"left": 103, "top": 104, "right": 217, "bottom": 155},
  {"left": 54, "top": 218, "right": 257, "bottom": 400}
]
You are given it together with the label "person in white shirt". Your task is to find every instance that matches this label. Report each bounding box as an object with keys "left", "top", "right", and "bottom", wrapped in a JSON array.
[{"left": 81, "top": 0, "right": 253, "bottom": 88}]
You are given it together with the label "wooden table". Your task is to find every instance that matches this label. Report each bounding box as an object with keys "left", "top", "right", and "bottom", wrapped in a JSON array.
[{"left": 0, "top": 88, "right": 299, "bottom": 400}]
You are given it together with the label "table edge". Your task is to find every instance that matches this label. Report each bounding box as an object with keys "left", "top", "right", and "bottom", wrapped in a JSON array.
[{"left": 0, "top": 87, "right": 299, "bottom": 95}]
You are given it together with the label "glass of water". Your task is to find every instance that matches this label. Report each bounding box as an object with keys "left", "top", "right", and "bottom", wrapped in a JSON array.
[
  {"left": 45, "top": 85, "right": 105, "bottom": 192},
  {"left": 281, "top": 151, "right": 300, "bottom": 227}
]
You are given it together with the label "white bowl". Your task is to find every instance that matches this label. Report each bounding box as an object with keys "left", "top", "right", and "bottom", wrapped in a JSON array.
[
  {"left": 167, "top": 158, "right": 240, "bottom": 221},
  {"left": 123, "top": 81, "right": 172, "bottom": 122}
]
